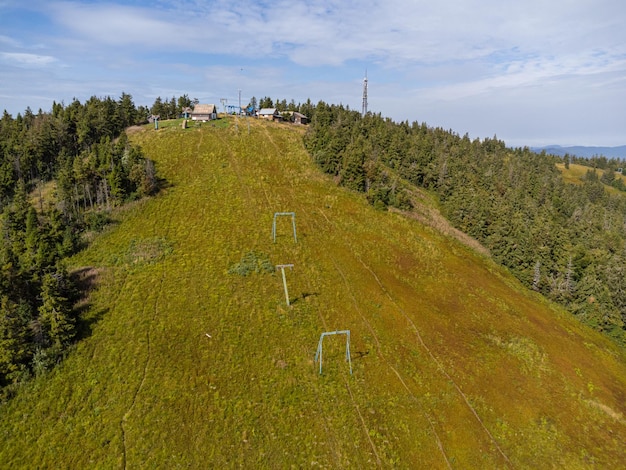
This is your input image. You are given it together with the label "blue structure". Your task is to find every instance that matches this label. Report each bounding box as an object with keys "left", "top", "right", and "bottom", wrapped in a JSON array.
[{"left": 226, "top": 104, "right": 241, "bottom": 115}]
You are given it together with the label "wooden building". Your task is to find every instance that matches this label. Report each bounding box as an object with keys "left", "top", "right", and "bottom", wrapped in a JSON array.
[
  {"left": 258, "top": 108, "right": 282, "bottom": 121},
  {"left": 292, "top": 112, "right": 308, "bottom": 125},
  {"left": 191, "top": 104, "right": 217, "bottom": 121}
]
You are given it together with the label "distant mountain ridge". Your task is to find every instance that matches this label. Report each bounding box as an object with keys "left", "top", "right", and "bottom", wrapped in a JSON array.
[{"left": 532, "top": 144, "right": 626, "bottom": 159}]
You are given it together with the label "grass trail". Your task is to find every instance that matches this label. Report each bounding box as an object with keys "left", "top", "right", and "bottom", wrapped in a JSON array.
[{"left": 0, "top": 118, "right": 625, "bottom": 468}]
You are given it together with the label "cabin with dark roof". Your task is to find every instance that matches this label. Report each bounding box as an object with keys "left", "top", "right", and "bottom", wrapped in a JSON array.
[{"left": 291, "top": 112, "right": 308, "bottom": 125}]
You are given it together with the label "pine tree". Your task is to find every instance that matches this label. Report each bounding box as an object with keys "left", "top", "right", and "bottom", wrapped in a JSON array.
[
  {"left": 117, "top": 92, "right": 137, "bottom": 129},
  {"left": 38, "top": 271, "right": 74, "bottom": 349},
  {"left": 0, "top": 296, "right": 30, "bottom": 386}
]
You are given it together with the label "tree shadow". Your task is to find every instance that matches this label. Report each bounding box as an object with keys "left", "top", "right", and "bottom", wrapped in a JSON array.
[
  {"left": 155, "top": 175, "right": 173, "bottom": 192},
  {"left": 71, "top": 267, "right": 108, "bottom": 341},
  {"left": 74, "top": 307, "right": 108, "bottom": 341}
]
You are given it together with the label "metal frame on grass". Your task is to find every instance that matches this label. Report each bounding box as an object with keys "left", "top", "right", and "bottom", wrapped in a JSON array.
[
  {"left": 314, "top": 330, "right": 352, "bottom": 375},
  {"left": 272, "top": 212, "right": 297, "bottom": 243}
]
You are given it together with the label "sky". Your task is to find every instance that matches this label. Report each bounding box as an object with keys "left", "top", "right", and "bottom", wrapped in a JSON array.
[{"left": 1, "top": 0, "right": 625, "bottom": 148}]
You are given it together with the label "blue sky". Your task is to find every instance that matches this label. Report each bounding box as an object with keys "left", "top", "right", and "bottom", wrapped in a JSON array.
[{"left": 1, "top": 0, "right": 625, "bottom": 147}]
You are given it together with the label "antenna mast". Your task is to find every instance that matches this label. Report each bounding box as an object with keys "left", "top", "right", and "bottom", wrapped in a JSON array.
[{"left": 361, "top": 70, "right": 368, "bottom": 117}]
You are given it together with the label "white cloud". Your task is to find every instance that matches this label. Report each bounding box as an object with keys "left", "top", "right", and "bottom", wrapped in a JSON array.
[
  {"left": 0, "top": 51, "right": 58, "bottom": 67},
  {"left": 422, "top": 51, "right": 626, "bottom": 103},
  {"left": 43, "top": 0, "right": 626, "bottom": 73}
]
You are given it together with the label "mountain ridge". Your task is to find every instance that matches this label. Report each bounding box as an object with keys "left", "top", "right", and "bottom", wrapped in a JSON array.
[{"left": 532, "top": 144, "right": 626, "bottom": 159}]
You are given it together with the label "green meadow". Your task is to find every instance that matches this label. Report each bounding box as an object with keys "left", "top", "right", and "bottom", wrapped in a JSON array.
[
  {"left": 1, "top": 117, "right": 625, "bottom": 468},
  {"left": 556, "top": 161, "right": 626, "bottom": 193}
]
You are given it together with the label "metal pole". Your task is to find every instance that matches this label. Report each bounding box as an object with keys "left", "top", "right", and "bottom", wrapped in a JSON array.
[
  {"left": 281, "top": 267, "right": 290, "bottom": 306},
  {"left": 272, "top": 215, "right": 276, "bottom": 242},
  {"left": 276, "top": 264, "right": 294, "bottom": 306},
  {"left": 315, "top": 336, "right": 324, "bottom": 374},
  {"left": 346, "top": 330, "right": 353, "bottom": 374}
]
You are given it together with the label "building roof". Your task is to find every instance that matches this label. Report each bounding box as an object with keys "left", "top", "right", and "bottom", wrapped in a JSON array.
[
  {"left": 259, "top": 108, "right": 278, "bottom": 115},
  {"left": 192, "top": 104, "right": 217, "bottom": 114}
]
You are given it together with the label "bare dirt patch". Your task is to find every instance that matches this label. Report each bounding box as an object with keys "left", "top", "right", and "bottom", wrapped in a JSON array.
[{"left": 125, "top": 125, "right": 145, "bottom": 135}]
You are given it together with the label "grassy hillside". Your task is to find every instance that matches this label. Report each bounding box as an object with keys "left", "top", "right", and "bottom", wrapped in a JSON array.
[
  {"left": 1, "top": 117, "right": 625, "bottom": 468},
  {"left": 556, "top": 161, "right": 626, "bottom": 193},
  {"left": 555, "top": 162, "right": 593, "bottom": 186}
]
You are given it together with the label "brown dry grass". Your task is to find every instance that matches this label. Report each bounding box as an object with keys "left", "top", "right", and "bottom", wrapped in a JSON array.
[{"left": 391, "top": 201, "right": 491, "bottom": 257}]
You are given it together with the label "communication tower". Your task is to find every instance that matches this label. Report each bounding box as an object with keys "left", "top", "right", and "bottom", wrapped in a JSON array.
[{"left": 361, "top": 71, "right": 368, "bottom": 117}]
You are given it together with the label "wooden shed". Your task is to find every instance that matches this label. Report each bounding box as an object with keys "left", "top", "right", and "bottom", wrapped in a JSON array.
[
  {"left": 258, "top": 108, "right": 282, "bottom": 121},
  {"left": 191, "top": 104, "right": 217, "bottom": 121},
  {"left": 292, "top": 112, "right": 308, "bottom": 125}
]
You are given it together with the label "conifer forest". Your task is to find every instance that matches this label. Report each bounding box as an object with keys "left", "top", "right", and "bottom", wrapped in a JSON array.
[{"left": 303, "top": 102, "right": 626, "bottom": 346}]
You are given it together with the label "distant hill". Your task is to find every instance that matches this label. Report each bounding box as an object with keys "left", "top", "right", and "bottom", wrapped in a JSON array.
[{"left": 533, "top": 144, "right": 626, "bottom": 159}]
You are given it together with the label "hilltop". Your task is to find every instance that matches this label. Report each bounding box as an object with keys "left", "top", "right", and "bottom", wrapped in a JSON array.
[{"left": 1, "top": 117, "right": 625, "bottom": 468}]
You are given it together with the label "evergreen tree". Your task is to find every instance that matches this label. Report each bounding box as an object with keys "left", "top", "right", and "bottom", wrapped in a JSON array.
[
  {"left": 0, "top": 296, "right": 31, "bottom": 386},
  {"left": 259, "top": 97, "right": 273, "bottom": 109},
  {"left": 177, "top": 95, "right": 192, "bottom": 114},
  {"left": 38, "top": 270, "right": 74, "bottom": 350},
  {"left": 151, "top": 97, "right": 165, "bottom": 117},
  {"left": 117, "top": 92, "right": 137, "bottom": 129}
]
